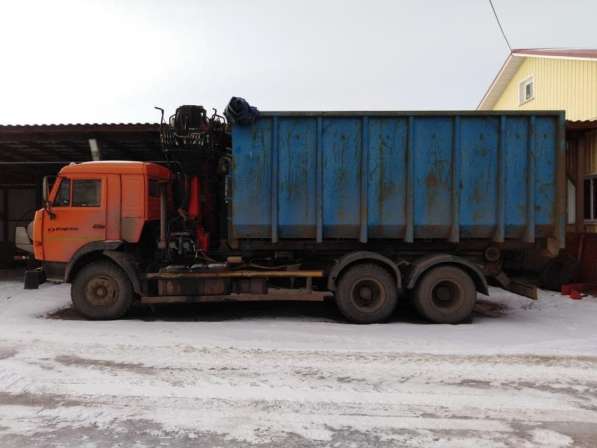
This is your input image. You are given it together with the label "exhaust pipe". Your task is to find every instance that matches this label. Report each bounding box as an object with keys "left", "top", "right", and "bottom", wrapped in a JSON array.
[{"left": 158, "top": 182, "right": 167, "bottom": 250}]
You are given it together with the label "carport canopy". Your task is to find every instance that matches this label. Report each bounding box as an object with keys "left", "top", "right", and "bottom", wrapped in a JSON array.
[{"left": 0, "top": 123, "right": 163, "bottom": 184}]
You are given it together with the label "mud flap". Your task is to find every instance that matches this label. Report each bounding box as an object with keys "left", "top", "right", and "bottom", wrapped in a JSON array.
[
  {"left": 492, "top": 272, "right": 538, "bottom": 300},
  {"left": 24, "top": 268, "right": 46, "bottom": 290}
]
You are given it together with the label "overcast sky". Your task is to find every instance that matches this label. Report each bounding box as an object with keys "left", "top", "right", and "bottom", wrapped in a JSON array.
[{"left": 1, "top": 0, "right": 596, "bottom": 124}]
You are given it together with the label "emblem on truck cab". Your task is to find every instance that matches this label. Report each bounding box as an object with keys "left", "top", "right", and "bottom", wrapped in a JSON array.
[{"left": 48, "top": 227, "right": 79, "bottom": 232}]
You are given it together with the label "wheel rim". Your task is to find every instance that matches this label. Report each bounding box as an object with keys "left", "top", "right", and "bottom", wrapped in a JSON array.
[
  {"left": 350, "top": 278, "right": 385, "bottom": 313},
  {"left": 85, "top": 275, "right": 119, "bottom": 307},
  {"left": 431, "top": 280, "right": 462, "bottom": 310}
]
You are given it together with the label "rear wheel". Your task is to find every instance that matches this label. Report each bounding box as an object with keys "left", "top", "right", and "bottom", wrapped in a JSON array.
[
  {"left": 413, "top": 265, "right": 476, "bottom": 324},
  {"left": 71, "top": 260, "right": 133, "bottom": 320},
  {"left": 336, "top": 264, "right": 398, "bottom": 324}
]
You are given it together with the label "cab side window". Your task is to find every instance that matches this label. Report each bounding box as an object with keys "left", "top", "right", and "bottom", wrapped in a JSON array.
[
  {"left": 53, "top": 178, "right": 71, "bottom": 207},
  {"left": 72, "top": 180, "right": 101, "bottom": 207}
]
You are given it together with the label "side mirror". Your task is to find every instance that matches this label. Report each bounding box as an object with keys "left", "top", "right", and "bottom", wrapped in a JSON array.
[
  {"left": 41, "top": 176, "right": 56, "bottom": 218},
  {"left": 42, "top": 176, "right": 51, "bottom": 204}
]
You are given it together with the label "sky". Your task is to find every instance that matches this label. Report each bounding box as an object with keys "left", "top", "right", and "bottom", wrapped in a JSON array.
[{"left": 0, "top": 0, "right": 596, "bottom": 124}]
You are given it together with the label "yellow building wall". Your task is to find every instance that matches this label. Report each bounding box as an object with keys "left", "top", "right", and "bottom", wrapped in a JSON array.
[{"left": 492, "top": 57, "right": 597, "bottom": 121}]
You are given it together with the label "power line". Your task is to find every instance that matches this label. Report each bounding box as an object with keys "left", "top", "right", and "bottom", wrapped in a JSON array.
[{"left": 488, "top": 0, "right": 512, "bottom": 51}]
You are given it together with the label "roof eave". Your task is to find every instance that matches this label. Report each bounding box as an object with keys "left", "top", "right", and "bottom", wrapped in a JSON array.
[
  {"left": 477, "top": 53, "right": 527, "bottom": 110},
  {"left": 511, "top": 48, "right": 597, "bottom": 61},
  {"left": 478, "top": 53, "right": 513, "bottom": 110}
]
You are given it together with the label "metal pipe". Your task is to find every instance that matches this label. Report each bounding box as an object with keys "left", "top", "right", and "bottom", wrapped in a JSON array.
[
  {"left": 88, "top": 138, "right": 102, "bottom": 161},
  {"left": 158, "top": 183, "right": 167, "bottom": 250}
]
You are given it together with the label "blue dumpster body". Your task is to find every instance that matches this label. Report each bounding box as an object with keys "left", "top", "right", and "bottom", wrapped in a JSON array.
[{"left": 231, "top": 111, "right": 565, "bottom": 249}]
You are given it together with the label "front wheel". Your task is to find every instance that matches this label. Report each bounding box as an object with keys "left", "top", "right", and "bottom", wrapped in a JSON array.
[
  {"left": 413, "top": 265, "right": 476, "bottom": 324},
  {"left": 71, "top": 260, "right": 133, "bottom": 320},
  {"left": 336, "top": 264, "right": 398, "bottom": 324}
]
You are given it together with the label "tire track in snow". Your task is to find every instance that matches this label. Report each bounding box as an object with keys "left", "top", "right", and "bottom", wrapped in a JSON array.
[{"left": 1, "top": 342, "right": 596, "bottom": 446}]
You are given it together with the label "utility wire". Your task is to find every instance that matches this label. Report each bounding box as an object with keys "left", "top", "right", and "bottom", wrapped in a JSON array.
[{"left": 488, "top": 0, "right": 512, "bottom": 51}]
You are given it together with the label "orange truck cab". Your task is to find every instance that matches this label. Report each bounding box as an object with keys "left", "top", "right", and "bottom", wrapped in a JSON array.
[{"left": 33, "top": 161, "right": 171, "bottom": 281}]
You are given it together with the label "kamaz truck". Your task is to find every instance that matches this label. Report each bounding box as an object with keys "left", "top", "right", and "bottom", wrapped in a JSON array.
[{"left": 28, "top": 106, "right": 566, "bottom": 324}]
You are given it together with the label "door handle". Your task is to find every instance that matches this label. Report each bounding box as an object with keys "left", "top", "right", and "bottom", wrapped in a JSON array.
[{"left": 92, "top": 224, "right": 105, "bottom": 229}]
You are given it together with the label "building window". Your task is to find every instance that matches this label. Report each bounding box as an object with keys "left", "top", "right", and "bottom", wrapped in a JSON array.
[
  {"left": 72, "top": 180, "right": 101, "bottom": 207},
  {"left": 53, "top": 178, "right": 70, "bottom": 207},
  {"left": 584, "top": 177, "right": 597, "bottom": 221},
  {"left": 519, "top": 77, "right": 534, "bottom": 105}
]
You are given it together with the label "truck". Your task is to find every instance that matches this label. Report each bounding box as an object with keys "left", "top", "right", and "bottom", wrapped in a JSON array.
[{"left": 28, "top": 106, "right": 566, "bottom": 324}]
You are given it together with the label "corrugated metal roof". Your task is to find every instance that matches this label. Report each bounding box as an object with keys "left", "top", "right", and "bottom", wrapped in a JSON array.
[
  {"left": 0, "top": 122, "right": 164, "bottom": 184},
  {"left": 567, "top": 119, "right": 597, "bottom": 131},
  {"left": 0, "top": 123, "right": 159, "bottom": 134},
  {"left": 0, "top": 122, "right": 158, "bottom": 127}
]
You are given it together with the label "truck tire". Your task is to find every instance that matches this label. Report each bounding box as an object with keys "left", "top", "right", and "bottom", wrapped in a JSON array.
[
  {"left": 336, "top": 264, "right": 398, "bottom": 324},
  {"left": 413, "top": 265, "right": 476, "bottom": 324},
  {"left": 71, "top": 260, "right": 133, "bottom": 320}
]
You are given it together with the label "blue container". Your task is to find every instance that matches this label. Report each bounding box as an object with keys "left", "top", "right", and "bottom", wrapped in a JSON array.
[{"left": 231, "top": 112, "right": 565, "bottom": 247}]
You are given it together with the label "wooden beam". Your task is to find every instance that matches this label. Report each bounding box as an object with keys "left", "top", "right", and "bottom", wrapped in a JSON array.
[
  {"left": 0, "top": 143, "right": 26, "bottom": 161},
  {"left": 19, "top": 141, "right": 81, "bottom": 161},
  {"left": 576, "top": 137, "right": 586, "bottom": 233}
]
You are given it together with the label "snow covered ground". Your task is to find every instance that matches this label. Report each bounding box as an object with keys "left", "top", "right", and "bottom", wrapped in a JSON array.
[{"left": 0, "top": 277, "right": 596, "bottom": 447}]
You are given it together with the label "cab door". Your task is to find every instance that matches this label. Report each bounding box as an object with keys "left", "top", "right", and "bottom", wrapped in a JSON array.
[{"left": 43, "top": 175, "right": 107, "bottom": 263}]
